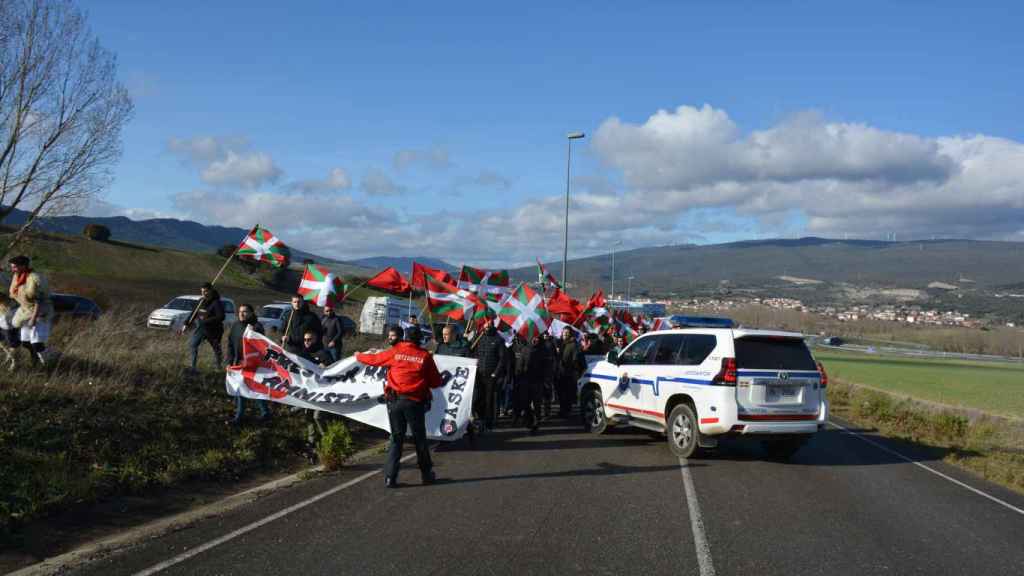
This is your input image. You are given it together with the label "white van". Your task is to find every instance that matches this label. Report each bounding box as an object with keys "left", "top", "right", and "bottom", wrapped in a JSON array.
[
  {"left": 359, "top": 296, "right": 417, "bottom": 335},
  {"left": 578, "top": 316, "right": 828, "bottom": 459}
]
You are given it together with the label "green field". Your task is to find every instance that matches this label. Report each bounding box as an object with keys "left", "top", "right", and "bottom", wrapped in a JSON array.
[{"left": 815, "top": 348, "right": 1024, "bottom": 419}]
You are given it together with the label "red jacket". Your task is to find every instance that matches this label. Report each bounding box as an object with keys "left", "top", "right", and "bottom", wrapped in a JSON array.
[{"left": 356, "top": 341, "right": 443, "bottom": 402}]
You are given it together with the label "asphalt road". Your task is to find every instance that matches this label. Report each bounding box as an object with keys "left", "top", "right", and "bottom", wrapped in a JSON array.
[{"left": 65, "top": 415, "right": 1024, "bottom": 576}]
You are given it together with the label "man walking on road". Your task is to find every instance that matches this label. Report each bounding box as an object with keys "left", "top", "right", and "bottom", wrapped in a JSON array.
[
  {"left": 357, "top": 325, "right": 443, "bottom": 488},
  {"left": 472, "top": 322, "right": 506, "bottom": 431},
  {"left": 556, "top": 326, "right": 586, "bottom": 418}
]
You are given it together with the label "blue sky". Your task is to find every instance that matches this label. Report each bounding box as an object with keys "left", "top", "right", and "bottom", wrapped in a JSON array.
[{"left": 83, "top": 0, "right": 1024, "bottom": 266}]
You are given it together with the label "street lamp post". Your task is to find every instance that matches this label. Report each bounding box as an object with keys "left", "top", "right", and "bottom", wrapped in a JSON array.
[
  {"left": 627, "top": 276, "right": 635, "bottom": 301},
  {"left": 562, "top": 131, "right": 585, "bottom": 287},
  {"left": 610, "top": 239, "right": 622, "bottom": 300}
]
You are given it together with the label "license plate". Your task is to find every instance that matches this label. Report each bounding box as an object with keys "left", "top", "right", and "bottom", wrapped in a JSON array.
[
  {"left": 766, "top": 384, "right": 799, "bottom": 402},
  {"left": 150, "top": 319, "right": 170, "bottom": 326}
]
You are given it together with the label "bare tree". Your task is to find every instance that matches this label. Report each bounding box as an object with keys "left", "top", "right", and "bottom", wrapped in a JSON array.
[{"left": 0, "top": 0, "right": 132, "bottom": 257}]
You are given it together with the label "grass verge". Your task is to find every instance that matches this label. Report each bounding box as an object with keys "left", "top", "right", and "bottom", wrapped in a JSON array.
[
  {"left": 827, "top": 380, "right": 1024, "bottom": 494},
  {"left": 0, "top": 307, "right": 380, "bottom": 553}
]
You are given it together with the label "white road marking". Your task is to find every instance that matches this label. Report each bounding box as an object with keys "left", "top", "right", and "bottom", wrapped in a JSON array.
[
  {"left": 829, "top": 420, "right": 1024, "bottom": 517},
  {"left": 679, "top": 457, "right": 716, "bottom": 576},
  {"left": 132, "top": 453, "right": 417, "bottom": 576}
]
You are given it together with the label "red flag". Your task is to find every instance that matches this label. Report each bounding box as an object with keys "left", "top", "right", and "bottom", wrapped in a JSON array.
[
  {"left": 411, "top": 262, "right": 454, "bottom": 290},
  {"left": 366, "top": 267, "right": 412, "bottom": 295},
  {"left": 546, "top": 288, "right": 583, "bottom": 322}
]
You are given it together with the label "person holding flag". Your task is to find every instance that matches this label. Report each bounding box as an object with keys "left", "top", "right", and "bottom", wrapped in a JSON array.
[
  {"left": 182, "top": 282, "right": 225, "bottom": 373},
  {"left": 282, "top": 294, "right": 321, "bottom": 354}
]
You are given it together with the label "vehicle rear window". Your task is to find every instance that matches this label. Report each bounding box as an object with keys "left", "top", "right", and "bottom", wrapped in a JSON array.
[
  {"left": 734, "top": 337, "right": 816, "bottom": 370},
  {"left": 261, "top": 307, "right": 283, "bottom": 319}
]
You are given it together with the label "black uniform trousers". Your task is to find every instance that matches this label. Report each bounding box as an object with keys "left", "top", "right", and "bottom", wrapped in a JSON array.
[{"left": 385, "top": 396, "right": 433, "bottom": 482}]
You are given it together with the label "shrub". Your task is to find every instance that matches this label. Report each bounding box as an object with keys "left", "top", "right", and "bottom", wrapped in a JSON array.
[
  {"left": 82, "top": 223, "right": 111, "bottom": 241},
  {"left": 216, "top": 243, "right": 236, "bottom": 258},
  {"left": 318, "top": 421, "right": 355, "bottom": 471}
]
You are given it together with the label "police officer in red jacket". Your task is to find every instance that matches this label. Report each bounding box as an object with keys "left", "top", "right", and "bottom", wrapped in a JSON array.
[{"left": 356, "top": 325, "right": 443, "bottom": 488}]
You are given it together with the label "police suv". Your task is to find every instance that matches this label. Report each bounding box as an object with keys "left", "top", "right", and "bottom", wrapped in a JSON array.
[{"left": 578, "top": 316, "right": 828, "bottom": 459}]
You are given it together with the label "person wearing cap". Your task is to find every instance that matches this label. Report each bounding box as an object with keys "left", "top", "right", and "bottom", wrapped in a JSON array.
[
  {"left": 181, "top": 282, "right": 225, "bottom": 372},
  {"left": 320, "top": 304, "right": 344, "bottom": 363},
  {"left": 356, "top": 325, "right": 443, "bottom": 488},
  {"left": 7, "top": 255, "right": 53, "bottom": 367}
]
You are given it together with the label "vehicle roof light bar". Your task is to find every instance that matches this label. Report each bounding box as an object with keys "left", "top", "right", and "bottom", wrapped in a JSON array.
[{"left": 665, "top": 315, "right": 736, "bottom": 329}]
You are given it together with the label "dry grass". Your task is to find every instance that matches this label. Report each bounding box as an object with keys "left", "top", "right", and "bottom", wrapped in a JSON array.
[
  {"left": 0, "top": 307, "right": 385, "bottom": 549},
  {"left": 828, "top": 380, "right": 1024, "bottom": 494}
]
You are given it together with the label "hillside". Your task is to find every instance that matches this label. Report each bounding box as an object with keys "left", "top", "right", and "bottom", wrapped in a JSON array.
[
  {"left": 519, "top": 238, "right": 1024, "bottom": 294},
  {"left": 2, "top": 230, "right": 381, "bottom": 313},
  {"left": 2, "top": 206, "right": 346, "bottom": 265},
  {"left": 347, "top": 256, "right": 456, "bottom": 275}
]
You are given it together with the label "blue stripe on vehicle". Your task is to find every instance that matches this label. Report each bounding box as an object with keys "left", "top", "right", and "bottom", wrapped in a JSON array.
[{"left": 584, "top": 372, "right": 617, "bottom": 381}]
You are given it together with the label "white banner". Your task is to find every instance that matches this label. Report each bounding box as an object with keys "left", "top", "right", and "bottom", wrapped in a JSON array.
[{"left": 225, "top": 329, "right": 477, "bottom": 440}]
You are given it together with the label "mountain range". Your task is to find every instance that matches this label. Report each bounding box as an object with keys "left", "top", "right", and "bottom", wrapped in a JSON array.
[{"left": 5, "top": 208, "right": 1023, "bottom": 300}]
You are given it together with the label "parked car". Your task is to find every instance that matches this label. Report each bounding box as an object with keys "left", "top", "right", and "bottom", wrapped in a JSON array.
[
  {"left": 258, "top": 302, "right": 356, "bottom": 338},
  {"left": 148, "top": 295, "right": 236, "bottom": 331},
  {"left": 578, "top": 315, "right": 828, "bottom": 460},
  {"left": 51, "top": 293, "right": 102, "bottom": 321},
  {"left": 257, "top": 302, "right": 292, "bottom": 333}
]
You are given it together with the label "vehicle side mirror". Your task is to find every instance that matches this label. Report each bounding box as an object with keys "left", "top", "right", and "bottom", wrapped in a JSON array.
[{"left": 606, "top": 350, "right": 619, "bottom": 365}]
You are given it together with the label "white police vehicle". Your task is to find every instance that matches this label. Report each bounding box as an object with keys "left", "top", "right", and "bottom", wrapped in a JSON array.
[{"left": 578, "top": 316, "right": 828, "bottom": 459}]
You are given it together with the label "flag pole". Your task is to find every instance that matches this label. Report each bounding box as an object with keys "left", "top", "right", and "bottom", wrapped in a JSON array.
[{"left": 183, "top": 224, "right": 256, "bottom": 332}]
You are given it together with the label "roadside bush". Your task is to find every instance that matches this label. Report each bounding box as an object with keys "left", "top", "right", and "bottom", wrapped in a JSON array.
[
  {"left": 318, "top": 421, "right": 356, "bottom": 471},
  {"left": 82, "top": 223, "right": 111, "bottom": 241}
]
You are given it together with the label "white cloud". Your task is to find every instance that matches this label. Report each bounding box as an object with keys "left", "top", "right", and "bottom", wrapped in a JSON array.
[
  {"left": 393, "top": 146, "right": 451, "bottom": 172},
  {"left": 287, "top": 167, "right": 352, "bottom": 193},
  {"left": 167, "top": 136, "right": 282, "bottom": 189},
  {"left": 590, "top": 104, "right": 1024, "bottom": 241},
  {"left": 146, "top": 106, "right": 1024, "bottom": 266},
  {"left": 362, "top": 168, "right": 407, "bottom": 196}
]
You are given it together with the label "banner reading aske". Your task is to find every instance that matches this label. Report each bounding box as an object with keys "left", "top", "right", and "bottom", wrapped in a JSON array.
[{"left": 225, "top": 329, "right": 477, "bottom": 440}]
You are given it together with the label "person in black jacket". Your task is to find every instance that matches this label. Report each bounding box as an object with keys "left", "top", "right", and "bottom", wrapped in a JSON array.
[
  {"left": 320, "top": 304, "right": 344, "bottom": 362},
  {"left": 514, "top": 334, "right": 550, "bottom": 432},
  {"left": 556, "top": 326, "right": 587, "bottom": 418},
  {"left": 298, "top": 329, "right": 332, "bottom": 459},
  {"left": 472, "top": 322, "right": 506, "bottom": 431},
  {"left": 434, "top": 325, "right": 469, "bottom": 357},
  {"left": 282, "top": 295, "right": 321, "bottom": 354},
  {"left": 226, "top": 303, "right": 270, "bottom": 425},
  {"left": 183, "top": 283, "right": 225, "bottom": 372}
]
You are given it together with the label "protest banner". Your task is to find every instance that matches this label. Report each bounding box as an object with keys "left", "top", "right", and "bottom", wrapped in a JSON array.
[{"left": 225, "top": 329, "right": 477, "bottom": 440}]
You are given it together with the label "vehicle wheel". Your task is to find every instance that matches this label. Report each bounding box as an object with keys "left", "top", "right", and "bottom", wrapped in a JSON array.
[
  {"left": 762, "top": 437, "right": 807, "bottom": 461},
  {"left": 580, "top": 387, "right": 608, "bottom": 434},
  {"left": 667, "top": 403, "right": 700, "bottom": 458}
]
